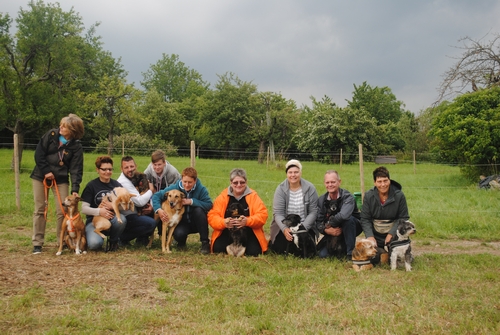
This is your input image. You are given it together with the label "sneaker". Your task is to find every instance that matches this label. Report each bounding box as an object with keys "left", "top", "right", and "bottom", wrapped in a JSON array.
[
  {"left": 200, "top": 241, "right": 210, "bottom": 255},
  {"left": 32, "top": 246, "right": 42, "bottom": 254}
]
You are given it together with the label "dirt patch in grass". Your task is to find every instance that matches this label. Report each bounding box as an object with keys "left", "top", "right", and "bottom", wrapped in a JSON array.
[{"left": 1, "top": 239, "right": 499, "bottom": 301}]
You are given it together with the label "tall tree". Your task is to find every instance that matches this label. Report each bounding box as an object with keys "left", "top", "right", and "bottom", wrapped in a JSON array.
[
  {"left": 79, "top": 72, "right": 138, "bottom": 155},
  {"left": 347, "top": 81, "right": 405, "bottom": 125},
  {"left": 438, "top": 33, "right": 500, "bottom": 103},
  {"left": 0, "top": 1, "right": 102, "bottom": 165},
  {"left": 430, "top": 87, "right": 500, "bottom": 178},
  {"left": 248, "top": 92, "right": 299, "bottom": 163},
  {"left": 196, "top": 72, "right": 259, "bottom": 155},
  {"left": 296, "top": 96, "right": 378, "bottom": 163},
  {"left": 141, "top": 53, "right": 209, "bottom": 103}
]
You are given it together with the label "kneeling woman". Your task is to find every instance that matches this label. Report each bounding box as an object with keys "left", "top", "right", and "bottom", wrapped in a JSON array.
[{"left": 208, "top": 168, "right": 268, "bottom": 256}]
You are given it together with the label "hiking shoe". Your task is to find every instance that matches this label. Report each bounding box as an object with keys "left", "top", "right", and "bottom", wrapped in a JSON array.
[
  {"left": 32, "top": 246, "right": 42, "bottom": 254},
  {"left": 200, "top": 241, "right": 210, "bottom": 255}
]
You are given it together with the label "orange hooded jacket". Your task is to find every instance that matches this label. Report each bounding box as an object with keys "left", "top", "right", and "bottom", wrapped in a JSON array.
[{"left": 208, "top": 187, "right": 268, "bottom": 253}]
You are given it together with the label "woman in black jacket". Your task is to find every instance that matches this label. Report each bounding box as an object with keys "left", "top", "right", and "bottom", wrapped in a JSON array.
[{"left": 31, "top": 114, "right": 84, "bottom": 254}]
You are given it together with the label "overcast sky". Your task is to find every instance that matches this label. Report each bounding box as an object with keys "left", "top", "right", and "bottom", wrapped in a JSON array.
[{"left": 2, "top": 0, "right": 500, "bottom": 114}]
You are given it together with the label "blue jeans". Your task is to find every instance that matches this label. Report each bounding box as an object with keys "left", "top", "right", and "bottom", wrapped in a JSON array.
[
  {"left": 318, "top": 215, "right": 361, "bottom": 258},
  {"left": 120, "top": 213, "right": 156, "bottom": 243},
  {"left": 86, "top": 214, "right": 127, "bottom": 250}
]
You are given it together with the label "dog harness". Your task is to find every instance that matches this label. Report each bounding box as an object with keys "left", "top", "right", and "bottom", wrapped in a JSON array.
[
  {"left": 388, "top": 238, "right": 411, "bottom": 249},
  {"left": 352, "top": 259, "right": 372, "bottom": 266}
]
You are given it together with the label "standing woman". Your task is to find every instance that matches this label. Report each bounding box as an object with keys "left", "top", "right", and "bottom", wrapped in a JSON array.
[
  {"left": 269, "top": 159, "right": 319, "bottom": 256},
  {"left": 31, "top": 114, "right": 84, "bottom": 254},
  {"left": 208, "top": 168, "right": 268, "bottom": 256}
]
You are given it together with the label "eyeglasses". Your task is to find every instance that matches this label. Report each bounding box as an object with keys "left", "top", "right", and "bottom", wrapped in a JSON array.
[
  {"left": 231, "top": 180, "right": 246, "bottom": 185},
  {"left": 99, "top": 168, "right": 113, "bottom": 172}
]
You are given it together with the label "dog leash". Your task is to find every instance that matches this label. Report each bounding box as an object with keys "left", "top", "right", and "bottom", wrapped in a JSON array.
[{"left": 43, "top": 178, "right": 79, "bottom": 234}]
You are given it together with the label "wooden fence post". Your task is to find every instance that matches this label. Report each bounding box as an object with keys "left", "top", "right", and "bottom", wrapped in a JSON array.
[
  {"left": 14, "top": 134, "right": 21, "bottom": 210},
  {"left": 359, "top": 144, "right": 365, "bottom": 201},
  {"left": 190, "top": 141, "right": 196, "bottom": 167}
]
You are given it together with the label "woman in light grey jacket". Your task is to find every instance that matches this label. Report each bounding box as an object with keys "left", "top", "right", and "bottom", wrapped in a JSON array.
[{"left": 269, "top": 160, "right": 318, "bottom": 256}]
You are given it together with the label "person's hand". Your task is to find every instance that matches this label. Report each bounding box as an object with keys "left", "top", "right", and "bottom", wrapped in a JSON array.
[
  {"left": 158, "top": 209, "right": 169, "bottom": 223},
  {"left": 99, "top": 207, "right": 114, "bottom": 220},
  {"left": 44, "top": 172, "right": 55, "bottom": 180},
  {"left": 238, "top": 216, "right": 247, "bottom": 227},
  {"left": 72, "top": 192, "right": 79, "bottom": 197},
  {"left": 367, "top": 236, "right": 376, "bottom": 245},
  {"left": 141, "top": 203, "right": 153, "bottom": 216},
  {"left": 324, "top": 227, "right": 342, "bottom": 236},
  {"left": 148, "top": 181, "right": 155, "bottom": 192},
  {"left": 284, "top": 227, "right": 293, "bottom": 241},
  {"left": 182, "top": 198, "right": 193, "bottom": 206},
  {"left": 385, "top": 234, "right": 393, "bottom": 245}
]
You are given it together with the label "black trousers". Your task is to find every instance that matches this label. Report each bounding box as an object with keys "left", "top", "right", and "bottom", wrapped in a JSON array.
[
  {"left": 172, "top": 206, "right": 209, "bottom": 244},
  {"left": 212, "top": 227, "right": 262, "bottom": 256}
]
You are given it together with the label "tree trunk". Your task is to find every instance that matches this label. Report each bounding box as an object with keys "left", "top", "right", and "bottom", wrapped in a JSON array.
[{"left": 258, "top": 141, "right": 265, "bottom": 164}]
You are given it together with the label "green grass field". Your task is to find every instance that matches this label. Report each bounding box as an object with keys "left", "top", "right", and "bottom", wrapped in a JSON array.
[{"left": 0, "top": 149, "right": 499, "bottom": 334}]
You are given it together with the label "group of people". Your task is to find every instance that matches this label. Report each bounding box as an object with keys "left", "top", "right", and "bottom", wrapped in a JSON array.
[{"left": 31, "top": 114, "right": 410, "bottom": 261}]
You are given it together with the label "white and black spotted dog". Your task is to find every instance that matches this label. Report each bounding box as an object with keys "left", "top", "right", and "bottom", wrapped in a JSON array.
[
  {"left": 387, "top": 219, "right": 416, "bottom": 271},
  {"left": 282, "top": 214, "right": 316, "bottom": 258}
]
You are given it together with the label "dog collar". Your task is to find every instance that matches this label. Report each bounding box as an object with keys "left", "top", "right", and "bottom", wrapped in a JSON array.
[{"left": 352, "top": 259, "right": 371, "bottom": 266}]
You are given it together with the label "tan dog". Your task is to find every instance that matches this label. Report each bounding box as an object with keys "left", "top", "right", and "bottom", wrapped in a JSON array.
[
  {"left": 149, "top": 190, "right": 185, "bottom": 253},
  {"left": 92, "top": 187, "right": 135, "bottom": 239},
  {"left": 56, "top": 195, "right": 87, "bottom": 255},
  {"left": 352, "top": 239, "right": 378, "bottom": 271}
]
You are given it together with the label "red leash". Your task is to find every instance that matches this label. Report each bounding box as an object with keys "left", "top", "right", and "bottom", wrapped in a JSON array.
[{"left": 43, "top": 178, "right": 79, "bottom": 233}]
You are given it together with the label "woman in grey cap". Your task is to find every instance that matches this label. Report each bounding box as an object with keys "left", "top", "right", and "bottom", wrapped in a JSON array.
[{"left": 269, "top": 159, "right": 318, "bottom": 256}]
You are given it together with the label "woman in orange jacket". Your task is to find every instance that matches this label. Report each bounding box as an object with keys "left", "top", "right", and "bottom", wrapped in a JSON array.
[{"left": 208, "top": 168, "right": 268, "bottom": 256}]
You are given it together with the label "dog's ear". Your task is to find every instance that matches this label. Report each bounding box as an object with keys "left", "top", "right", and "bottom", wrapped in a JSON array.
[
  {"left": 180, "top": 192, "right": 186, "bottom": 199},
  {"left": 163, "top": 192, "right": 169, "bottom": 200}
]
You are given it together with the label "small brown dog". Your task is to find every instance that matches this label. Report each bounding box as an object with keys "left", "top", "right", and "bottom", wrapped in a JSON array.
[
  {"left": 352, "top": 239, "right": 378, "bottom": 271},
  {"left": 56, "top": 195, "right": 87, "bottom": 255},
  {"left": 130, "top": 171, "right": 150, "bottom": 195},
  {"left": 92, "top": 187, "right": 135, "bottom": 239},
  {"left": 150, "top": 189, "right": 185, "bottom": 253}
]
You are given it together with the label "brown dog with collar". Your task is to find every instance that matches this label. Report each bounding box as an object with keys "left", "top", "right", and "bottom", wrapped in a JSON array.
[
  {"left": 351, "top": 239, "right": 378, "bottom": 271},
  {"left": 56, "top": 195, "right": 87, "bottom": 255},
  {"left": 149, "top": 189, "right": 185, "bottom": 253},
  {"left": 92, "top": 187, "right": 135, "bottom": 239}
]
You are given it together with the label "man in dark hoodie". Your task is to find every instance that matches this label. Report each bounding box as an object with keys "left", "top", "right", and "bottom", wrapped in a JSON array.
[{"left": 360, "top": 166, "right": 410, "bottom": 259}]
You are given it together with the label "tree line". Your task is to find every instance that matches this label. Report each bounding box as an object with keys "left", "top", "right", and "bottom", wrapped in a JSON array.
[{"left": 1, "top": 1, "right": 499, "bottom": 179}]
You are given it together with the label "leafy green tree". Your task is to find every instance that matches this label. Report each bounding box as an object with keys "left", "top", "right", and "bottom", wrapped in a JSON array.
[
  {"left": 0, "top": 1, "right": 103, "bottom": 165},
  {"left": 347, "top": 81, "right": 405, "bottom": 125},
  {"left": 248, "top": 92, "right": 299, "bottom": 163},
  {"left": 296, "top": 96, "right": 378, "bottom": 163},
  {"left": 141, "top": 53, "right": 209, "bottom": 103},
  {"left": 134, "top": 89, "right": 191, "bottom": 148},
  {"left": 79, "top": 73, "right": 139, "bottom": 155},
  {"left": 430, "top": 87, "right": 500, "bottom": 178},
  {"left": 196, "top": 73, "right": 259, "bottom": 156}
]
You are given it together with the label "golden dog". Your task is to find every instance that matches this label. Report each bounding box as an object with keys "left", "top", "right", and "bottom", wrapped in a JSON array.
[
  {"left": 92, "top": 187, "right": 135, "bottom": 239},
  {"left": 352, "top": 239, "right": 378, "bottom": 271},
  {"left": 149, "top": 190, "right": 185, "bottom": 253},
  {"left": 56, "top": 195, "right": 87, "bottom": 255}
]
